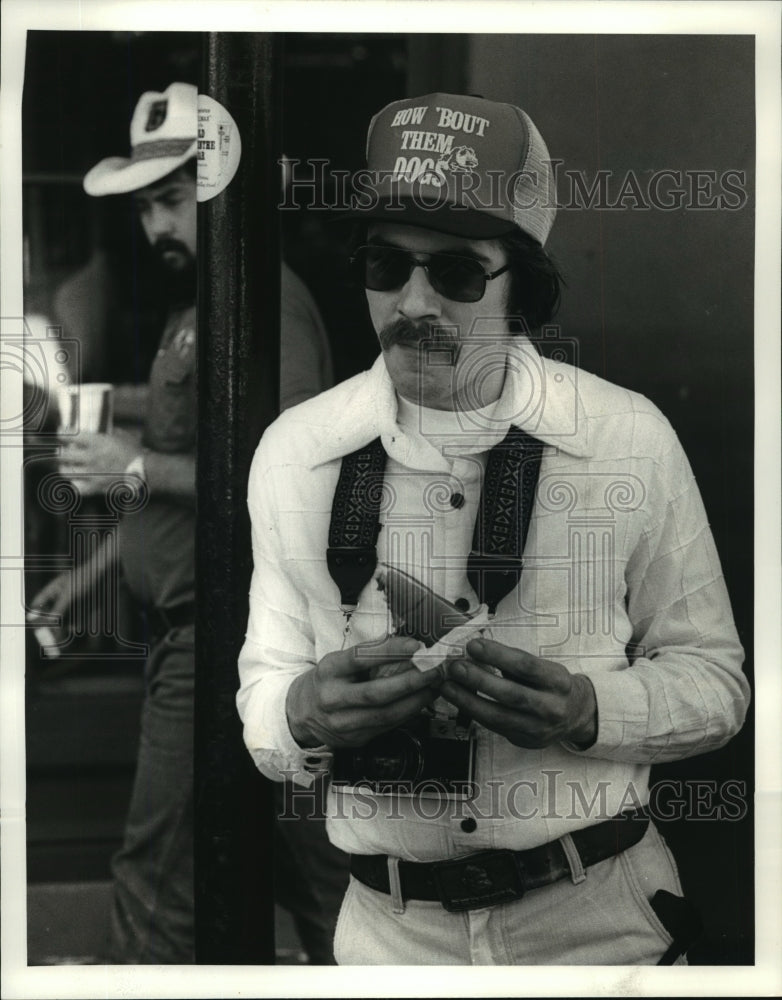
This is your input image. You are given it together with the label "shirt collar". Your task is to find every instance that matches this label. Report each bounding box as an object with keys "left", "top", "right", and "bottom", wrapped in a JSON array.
[{"left": 308, "top": 337, "right": 592, "bottom": 468}]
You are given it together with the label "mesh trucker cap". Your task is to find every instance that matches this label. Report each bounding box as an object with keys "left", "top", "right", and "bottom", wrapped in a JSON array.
[
  {"left": 345, "top": 93, "right": 557, "bottom": 245},
  {"left": 83, "top": 82, "right": 197, "bottom": 197}
]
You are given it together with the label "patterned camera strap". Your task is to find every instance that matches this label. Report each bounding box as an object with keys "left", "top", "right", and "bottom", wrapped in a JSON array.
[{"left": 327, "top": 426, "right": 544, "bottom": 615}]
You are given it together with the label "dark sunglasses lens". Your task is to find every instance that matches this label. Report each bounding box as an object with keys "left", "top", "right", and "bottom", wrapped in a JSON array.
[
  {"left": 357, "top": 246, "right": 411, "bottom": 291},
  {"left": 352, "top": 246, "right": 487, "bottom": 302},
  {"left": 428, "top": 256, "right": 485, "bottom": 303}
]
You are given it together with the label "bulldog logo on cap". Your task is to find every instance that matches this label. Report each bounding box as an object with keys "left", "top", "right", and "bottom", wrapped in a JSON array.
[
  {"left": 145, "top": 100, "right": 169, "bottom": 133},
  {"left": 419, "top": 145, "right": 479, "bottom": 187},
  {"left": 443, "top": 147, "right": 478, "bottom": 173}
]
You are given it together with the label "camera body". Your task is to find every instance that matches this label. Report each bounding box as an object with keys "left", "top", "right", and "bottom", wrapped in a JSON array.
[{"left": 332, "top": 711, "right": 476, "bottom": 800}]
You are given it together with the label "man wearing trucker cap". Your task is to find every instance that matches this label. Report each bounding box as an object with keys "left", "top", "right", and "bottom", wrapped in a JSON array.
[{"left": 237, "top": 93, "right": 750, "bottom": 964}]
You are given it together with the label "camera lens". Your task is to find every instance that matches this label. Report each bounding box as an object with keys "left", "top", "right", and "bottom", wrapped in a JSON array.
[{"left": 353, "top": 729, "right": 424, "bottom": 783}]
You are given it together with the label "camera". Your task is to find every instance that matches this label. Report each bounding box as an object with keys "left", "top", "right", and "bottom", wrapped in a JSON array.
[
  {"left": 332, "top": 710, "right": 476, "bottom": 800},
  {"left": 330, "top": 563, "right": 477, "bottom": 799}
]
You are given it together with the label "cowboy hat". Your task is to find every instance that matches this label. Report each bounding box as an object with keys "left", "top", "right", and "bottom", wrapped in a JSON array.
[{"left": 83, "top": 82, "right": 197, "bottom": 197}]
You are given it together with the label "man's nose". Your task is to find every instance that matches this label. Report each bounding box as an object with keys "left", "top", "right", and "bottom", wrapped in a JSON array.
[
  {"left": 146, "top": 204, "right": 174, "bottom": 239},
  {"left": 396, "top": 264, "right": 443, "bottom": 321}
]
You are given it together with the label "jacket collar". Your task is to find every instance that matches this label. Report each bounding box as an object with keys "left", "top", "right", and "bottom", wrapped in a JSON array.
[{"left": 307, "top": 337, "right": 592, "bottom": 468}]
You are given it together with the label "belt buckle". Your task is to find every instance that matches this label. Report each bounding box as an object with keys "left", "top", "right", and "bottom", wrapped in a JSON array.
[{"left": 430, "top": 850, "right": 526, "bottom": 913}]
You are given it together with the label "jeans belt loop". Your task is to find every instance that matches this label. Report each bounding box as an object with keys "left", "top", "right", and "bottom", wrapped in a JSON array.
[
  {"left": 387, "top": 857, "right": 405, "bottom": 914},
  {"left": 559, "top": 832, "right": 587, "bottom": 885}
]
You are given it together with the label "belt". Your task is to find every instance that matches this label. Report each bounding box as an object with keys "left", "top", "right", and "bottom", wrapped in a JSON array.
[
  {"left": 144, "top": 601, "right": 196, "bottom": 638},
  {"left": 349, "top": 808, "right": 650, "bottom": 912}
]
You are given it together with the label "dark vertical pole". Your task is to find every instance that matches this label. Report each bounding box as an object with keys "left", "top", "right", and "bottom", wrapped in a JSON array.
[{"left": 195, "top": 33, "right": 280, "bottom": 963}]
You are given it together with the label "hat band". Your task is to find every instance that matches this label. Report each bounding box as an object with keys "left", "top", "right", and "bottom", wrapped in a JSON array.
[{"left": 131, "top": 138, "right": 194, "bottom": 162}]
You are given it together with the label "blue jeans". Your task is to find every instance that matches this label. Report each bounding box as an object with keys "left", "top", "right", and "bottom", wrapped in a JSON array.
[{"left": 109, "top": 625, "right": 195, "bottom": 963}]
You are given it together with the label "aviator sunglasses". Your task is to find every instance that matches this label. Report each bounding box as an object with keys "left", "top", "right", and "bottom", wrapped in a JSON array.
[{"left": 350, "top": 244, "right": 510, "bottom": 304}]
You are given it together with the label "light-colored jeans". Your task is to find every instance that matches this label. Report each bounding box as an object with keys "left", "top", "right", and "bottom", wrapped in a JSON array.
[{"left": 334, "top": 822, "right": 688, "bottom": 965}]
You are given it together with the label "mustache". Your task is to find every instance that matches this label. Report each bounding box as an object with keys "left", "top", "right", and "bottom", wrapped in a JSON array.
[
  {"left": 378, "top": 317, "right": 459, "bottom": 351},
  {"left": 152, "top": 237, "right": 192, "bottom": 260}
]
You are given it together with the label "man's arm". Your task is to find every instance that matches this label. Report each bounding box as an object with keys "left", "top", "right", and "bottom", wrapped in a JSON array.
[
  {"left": 113, "top": 383, "right": 149, "bottom": 425},
  {"left": 279, "top": 264, "right": 334, "bottom": 410},
  {"left": 27, "top": 533, "right": 119, "bottom": 624},
  {"left": 237, "top": 432, "right": 437, "bottom": 785},
  {"left": 143, "top": 450, "right": 195, "bottom": 506},
  {"left": 442, "top": 424, "right": 750, "bottom": 763},
  {"left": 579, "top": 431, "right": 750, "bottom": 762},
  {"left": 59, "top": 430, "right": 195, "bottom": 507}
]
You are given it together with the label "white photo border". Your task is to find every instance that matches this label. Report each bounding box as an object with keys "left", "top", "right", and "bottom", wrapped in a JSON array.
[{"left": 1, "top": 1, "right": 780, "bottom": 997}]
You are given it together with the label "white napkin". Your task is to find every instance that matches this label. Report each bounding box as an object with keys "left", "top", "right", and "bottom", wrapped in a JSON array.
[{"left": 411, "top": 604, "right": 492, "bottom": 673}]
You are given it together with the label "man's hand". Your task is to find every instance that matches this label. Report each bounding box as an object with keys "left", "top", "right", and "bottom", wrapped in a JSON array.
[
  {"left": 26, "top": 571, "right": 80, "bottom": 650},
  {"left": 27, "top": 571, "right": 76, "bottom": 624},
  {"left": 58, "top": 429, "right": 141, "bottom": 496},
  {"left": 285, "top": 635, "right": 441, "bottom": 749},
  {"left": 440, "top": 637, "right": 597, "bottom": 750},
  {"left": 27, "top": 535, "right": 117, "bottom": 630}
]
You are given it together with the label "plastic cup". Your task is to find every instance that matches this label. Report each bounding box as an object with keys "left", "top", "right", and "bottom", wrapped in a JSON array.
[{"left": 57, "top": 383, "right": 114, "bottom": 434}]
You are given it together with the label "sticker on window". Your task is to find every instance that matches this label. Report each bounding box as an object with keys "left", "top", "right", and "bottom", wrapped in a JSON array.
[{"left": 196, "top": 94, "right": 241, "bottom": 202}]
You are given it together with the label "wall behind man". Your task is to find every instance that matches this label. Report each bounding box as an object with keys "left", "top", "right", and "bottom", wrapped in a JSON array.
[{"left": 468, "top": 33, "right": 755, "bottom": 964}]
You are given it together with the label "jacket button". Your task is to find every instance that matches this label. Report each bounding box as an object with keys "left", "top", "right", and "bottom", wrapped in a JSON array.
[
  {"left": 450, "top": 492, "right": 465, "bottom": 509},
  {"left": 460, "top": 817, "right": 477, "bottom": 833},
  {"left": 454, "top": 598, "right": 470, "bottom": 613}
]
